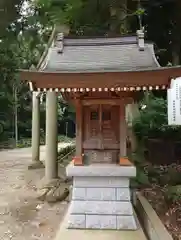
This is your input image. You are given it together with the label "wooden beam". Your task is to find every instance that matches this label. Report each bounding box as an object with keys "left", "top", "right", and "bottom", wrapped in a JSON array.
[
  {"left": 19, "top": 66, "right": 181, "bottom": 89},
  {"left": 119, "top": 100, "right": 127, "bottom": 158},
  {"left": 82, "top": 99, "right": 122, "bottom": 106},
  {"left": 81, "top": 98, "right": 133, "bottom": 106},
  {"left": 75, "top": 99, "right": 83, "bottom": 164}
]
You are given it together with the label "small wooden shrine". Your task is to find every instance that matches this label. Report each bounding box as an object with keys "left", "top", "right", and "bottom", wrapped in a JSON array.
[{"left": 20, "top": 30, "right": 181, "bottom": 230}]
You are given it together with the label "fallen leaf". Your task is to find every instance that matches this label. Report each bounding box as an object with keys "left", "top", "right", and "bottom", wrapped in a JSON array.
[{"left": 36, "top": 204, "right": 42, "bottom": 210}]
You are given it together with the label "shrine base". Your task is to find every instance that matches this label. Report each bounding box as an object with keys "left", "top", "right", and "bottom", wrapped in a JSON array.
[{"left": 66, "top": 163, "right": 137, "bottom": 230}]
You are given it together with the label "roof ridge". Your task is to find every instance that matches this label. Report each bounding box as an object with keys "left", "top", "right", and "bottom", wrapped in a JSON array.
[
  {"left": 61, "top": 35, "right": 138, "bottom": 47},
  {"left": 64, "top": 41, "right": 138, "bottom": 47}
]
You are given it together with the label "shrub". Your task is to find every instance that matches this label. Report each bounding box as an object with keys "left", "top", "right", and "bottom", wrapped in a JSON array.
[
  {"left": 57, "top": 143, "right": 75, "bottom": 162},
  {"left": 132, "top": 93, "right": 181, "bottom": 142},
  {"left": 164, "top": 185, "right": 181, "bottom": 204},
  {"left": 130, "top": 150, "right": 150, "bottom": 189},
  {"left": 146, "top": 165, "right": 162, "bottom": 183}
]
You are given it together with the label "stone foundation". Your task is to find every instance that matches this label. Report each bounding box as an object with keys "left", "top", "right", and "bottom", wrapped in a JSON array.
[
  {"left": 28, "top": 161, "right": 45, "bottom": 170},
  {"left": 66, "top": 163, "right": 137, "bottom": 230}
]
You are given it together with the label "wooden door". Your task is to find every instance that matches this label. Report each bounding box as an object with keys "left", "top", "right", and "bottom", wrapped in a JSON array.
[
  {"left": 83, "top": 104, "right": 100, "bottom": 149},
  {"left": 101, "top": 105, "right": 119, "bottom": 149},
  {"left": 83, "top": 104, "right": 120, "bottom": 164}
]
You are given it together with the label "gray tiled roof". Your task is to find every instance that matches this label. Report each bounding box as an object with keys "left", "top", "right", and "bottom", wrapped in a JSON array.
[{"left": 40, "top": 36, "right": 160, "bottom": 72}]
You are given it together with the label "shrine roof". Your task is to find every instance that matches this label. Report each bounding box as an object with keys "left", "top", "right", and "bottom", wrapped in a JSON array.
[
  {"left": 20, "top": 30, "right": 181, "bottom": 91},
  {"left": 39, "top": 33, "right": 160, "bottom": 72}
]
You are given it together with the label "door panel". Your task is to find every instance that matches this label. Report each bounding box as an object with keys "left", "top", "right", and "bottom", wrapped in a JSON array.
[
  {"left": 101, "top": 105, "right": 119, "bottom": 148},
  {"left": 83, "top": 104, "right": 120, "bottom": 164},
  {"left": 83, "top": 104, "right": 120, "bottom": 149},
  {"left": 83, "top": 105, "right": 100, "bottom": 149}
]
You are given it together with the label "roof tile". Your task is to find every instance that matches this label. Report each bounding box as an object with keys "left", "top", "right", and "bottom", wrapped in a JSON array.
[{"left": 40, "top": 36, "right": 160, "bottom": 72}]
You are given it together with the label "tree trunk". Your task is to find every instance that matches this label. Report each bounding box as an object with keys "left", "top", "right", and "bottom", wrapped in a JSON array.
[{"left": 172, "top": 0, "right": 181, "bottom": 65}]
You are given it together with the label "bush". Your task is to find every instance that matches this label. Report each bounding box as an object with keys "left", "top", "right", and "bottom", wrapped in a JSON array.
[
  {"left": 58, "top": 135, "right": 74, "bottom": 143},
  {"left": 130, "top": 169, "right": 150, "bottom": 189},
  {"left": 17, "top": 137, "right": 45, "bottom": 148},
  {"left": 158, "top": 167, "right": 181, "bottom": 186},
  {"left": 137, "top": 168, "right": 150, "bottom": 185},
  {"left": 57, "top": 143, "right": 75, "bottom": 161},
  {"left": 147, "top": 165, "right": 162, "bottom": 183},
  {"left": 130, "top": 150, "right": 150, "bottom": 189},
  {"left": 164, "top": 185, "right": 181, "bottom": 204},
  {"left": 132, "top": 93, "right": 181, "bottom": 141}
]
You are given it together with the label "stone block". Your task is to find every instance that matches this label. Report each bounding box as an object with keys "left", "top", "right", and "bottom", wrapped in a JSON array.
[
  {"left": 72, "top": 187, "right": 117, "bottom": 201},
  {"left": 66, "top": 163, "right": 136, "bottom": 177},
  {"left": 117, "top": 215, "right": 137, "bottom": 230},
  {"left": 72, "top": 187, "right": 86, "bottom": 200},
  {"left": 116, "top": 188, "right": 131, "bottom": 201},
  {"left": 69, "top": 200, "right": 133, "bottom": 215},
  {"left": 67, "top": 214, "right": 86, "bottom": 229},
  {"left": 86, "top": 188, "right": 116, "bottom": 201},
  {"left": 86, "top": 215, "right": 117, "bottom": 229},
  {"left": 146, "top": 218, "right": 160, "bottom": 240},
  {"left": 73, "top": 176, "right": 129, "bottom": 188}
]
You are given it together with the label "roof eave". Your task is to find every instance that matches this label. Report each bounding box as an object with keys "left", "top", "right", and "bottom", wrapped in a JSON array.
[{"left": 19, "top": 66, "right": 181, "bottom": 90}]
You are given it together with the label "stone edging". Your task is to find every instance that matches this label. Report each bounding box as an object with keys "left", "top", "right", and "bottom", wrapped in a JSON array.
[{"left": 134, "top": 192, "right": 173, "bottom": 240}]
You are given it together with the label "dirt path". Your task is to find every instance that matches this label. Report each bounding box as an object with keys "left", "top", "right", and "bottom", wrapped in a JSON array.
[{"left": 0, "top": 144, "right": 70, "bottom": 240}]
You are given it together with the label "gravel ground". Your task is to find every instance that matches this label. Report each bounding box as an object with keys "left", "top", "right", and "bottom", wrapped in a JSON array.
[{"left": 0, "top": 144, "right": 70, "bottom": 240}]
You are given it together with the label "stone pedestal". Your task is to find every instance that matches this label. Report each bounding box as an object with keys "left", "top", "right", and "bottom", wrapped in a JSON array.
[{"left": 66, "top": 163, "right": 137, "bottom": 230}]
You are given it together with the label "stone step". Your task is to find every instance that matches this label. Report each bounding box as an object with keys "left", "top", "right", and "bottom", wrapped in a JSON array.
[
  {"left": 67, "top": 214, "right": 137, "bottom": 230},
  {"left": 69, "top": 200, "right": 134, "bottom": 215},
  {"left": 72, "top": 187, "right": 131, "bottom": 201},
  {"left": 73, "top": 176, "right": 130, "bottom": 188}
]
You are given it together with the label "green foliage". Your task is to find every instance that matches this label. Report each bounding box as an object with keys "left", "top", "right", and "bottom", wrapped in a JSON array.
[
  {"left": 35, "top": 0, "right": 82, "bottom": 25},
  {"left": 133, "top": 93, "right": 181, "bottom": 141},
  {"left": 130, "top": 168, "right": 150, "bottom": 189},
  {"left": 158, "top": 167, "right": 181, "bottom": 186},
  {"left": 57, "top": 143, "right": 75, "bottom": 161},
  {"left": 147, "top": 165, "right": 162, "bottom": 183},
  {"left": 164, "top": 185, "right": 181, "bottom": 204},
  {"left": 130, "top": 150, "right": 150, "bottom": 189},
  {"left": 34, "top": 0, "right": 145, "bottom": 36},
  {"left": 0, "top": 0, "right": 23, "bottom": 36},
  {"left": 137, "top": 168, "right": 150, "bottom": 185},
  {"left": 0, "top": 40, "right": 19, "bottom": 141},
  {"left": 135, "top": 8, "right": 145, "bottom": 16}
]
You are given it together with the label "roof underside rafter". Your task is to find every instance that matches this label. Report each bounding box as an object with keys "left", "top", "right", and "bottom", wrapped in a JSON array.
[
  {"left": 28, "top": 82, "right": 166, "bottom": 93},
  {"left": 21, "top": 66, "right": 181, "bottom": 92}
]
